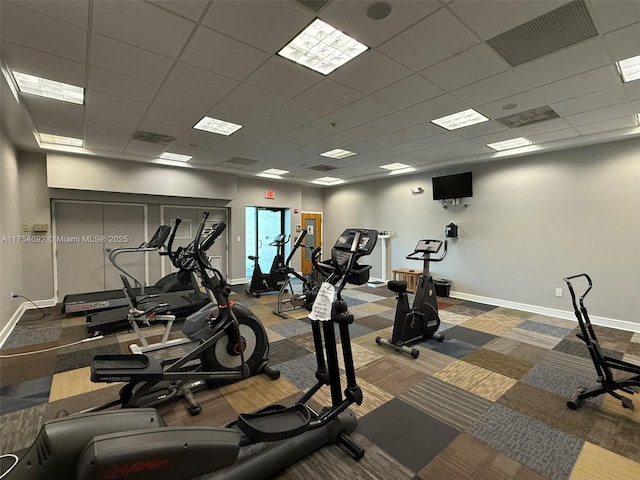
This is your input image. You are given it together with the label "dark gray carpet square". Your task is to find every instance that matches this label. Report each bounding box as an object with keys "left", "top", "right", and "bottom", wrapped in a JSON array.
[
  {"left": 54, "top": 342, "right": 122, "bottom": 373},
  {"left": 359, "top": 398, "right": 460, "bottom": 472},
  {"left": 441, "top": 325, "right": 497, "bottom": 346},
  {"left": 424, "top": 338, "right": 480, "bottom": 358},
  {"left": 268, "top": 338, "right": 312, "bottom": 365},
  {"left": 468, "top": 403, "right": 583, "bottom": 480},
  {"left": 518, "top": 320, "right": 573, "bottom": 338}
]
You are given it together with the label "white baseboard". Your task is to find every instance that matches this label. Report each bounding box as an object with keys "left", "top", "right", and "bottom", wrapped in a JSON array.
[
  {"left": 228, "top": 277, "right": 248, "bottom": 286},
  {"left": 0, "top": 298, "right": 57, "bottom": 347},
  {"left": 449, "top": 290, "right": 640, "bottom": 333}
]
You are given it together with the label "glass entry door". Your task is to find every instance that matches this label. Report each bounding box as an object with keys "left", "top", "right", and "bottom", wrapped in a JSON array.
[{"left": 245, "top": 207, "right": 288, "bottom": 278}]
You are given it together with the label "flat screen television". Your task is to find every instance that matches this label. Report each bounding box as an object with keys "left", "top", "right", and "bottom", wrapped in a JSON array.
[{"left": 432, "top": 172, "right": 473, "bottom": 200}]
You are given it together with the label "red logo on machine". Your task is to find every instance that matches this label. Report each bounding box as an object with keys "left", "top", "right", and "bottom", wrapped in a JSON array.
[{"left": 101, "top": 458, "right": 169, "bottom": 479}]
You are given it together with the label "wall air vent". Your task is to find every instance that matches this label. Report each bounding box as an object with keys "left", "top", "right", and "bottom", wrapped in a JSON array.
[
  {"left": 486, "top": 0, "right": 597, "bottom": 67},
  {"left": 132, "top": 130, "right": 176, "bottom": 145},
  {"left": 295, "top": 0, "right": 330, "bottom": 13},
  {"left": 310, "top": 164, "right": 338, "bottom": 171},
  {"left": 496, "top": 105, "right": 560, "bottom": 128}
]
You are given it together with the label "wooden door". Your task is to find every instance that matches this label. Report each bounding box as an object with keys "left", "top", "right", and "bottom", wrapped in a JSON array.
[{"left": 300, "top": 213, "right": 322, "bottom": 274}]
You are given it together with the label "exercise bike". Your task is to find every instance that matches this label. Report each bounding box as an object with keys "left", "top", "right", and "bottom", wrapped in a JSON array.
[
  {"left": 376, "top": 239, "right": 447, "bottom": 358},
  {"left": 2, "top": 228, "right": 379, "bottom": 480},
  {"left": 85, "top": 213, "right": 279, "bottom": 416},
  {"left": 273, "top": 229, "right": 324, "bottom": 318},
  {"left": 564, "top": 273, "right": 640, "bottom": 410},
  {"left": 245, "top": 233, "right": 289, "bottom": 297}
]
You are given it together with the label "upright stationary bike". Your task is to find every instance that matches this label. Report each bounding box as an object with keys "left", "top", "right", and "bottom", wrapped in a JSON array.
[
  {"left": 246, "top": 233, "right": 289, "bottom": 297},
  {"left": 376, "top": 239, "right": 447, "bottom": 358}
]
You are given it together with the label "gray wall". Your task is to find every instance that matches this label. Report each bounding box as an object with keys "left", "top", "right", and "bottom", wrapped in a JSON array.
[
  {"left": 323, "top": 136, "right": 640, "bottom": 324},
  {"left": 0, "top": 130, "right": 24, "bottom": 327}
]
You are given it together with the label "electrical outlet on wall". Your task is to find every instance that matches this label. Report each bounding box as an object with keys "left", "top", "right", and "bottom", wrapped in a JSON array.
[{"left": 555, "top": 288, "right": 563, "bottom": 297}]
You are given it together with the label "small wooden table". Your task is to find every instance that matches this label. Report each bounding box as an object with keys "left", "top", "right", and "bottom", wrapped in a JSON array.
[{"left": 391, "top": 268, "right": 421, "bottom": 294}]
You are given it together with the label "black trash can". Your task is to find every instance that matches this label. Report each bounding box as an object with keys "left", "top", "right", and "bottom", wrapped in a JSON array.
[{"left": 433, "top": 278, "right": 451, "bottom": 297}]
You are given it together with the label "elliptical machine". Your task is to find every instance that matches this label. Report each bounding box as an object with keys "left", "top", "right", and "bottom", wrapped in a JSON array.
[
  {"left": 86, "top": 212, "right": 279, "bottom": 416},
  {"left": 245, "top": 233, "right": 289, "bottom": 297},
  {"left": 273, "top": 229, "right": 323, "bottom": 318},
  {"left": 376, "top": 239, "right": 447, "bottom": 358},
  {"left": 2, "top": 228, "right": 378, "bottom": 480}
]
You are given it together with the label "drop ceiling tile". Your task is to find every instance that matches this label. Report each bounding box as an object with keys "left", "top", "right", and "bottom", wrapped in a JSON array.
[
  {"left": 439, "top": 139, "right": 482, "bottom": 152},
  {"left": 285, "top": 125, "right": 331, "bottom": 143},
  {"left": 452, "top": 145, "right": 494, "bottom": 157},
  {"left": 340, "top": 124, "right": 389, "bottom": 142},
  {"left": 84, "top": 108, "right": 143, "bottom": 129},
  {"left": 514, "top": 38, "right": 611, "bottom": 88},
  {"left": 136, "top": 119, "right": 189, "bottom": 138},
  {"left": 201, "top": 0, "right": 313, "bottom": 52},
  {"left": 447, "top": 0, "right": 565, "bottom": 40},
  {"left": 85, "top": 120, "right": 137, "bottom": 139},
  {"left": 270, "top": 100, "right": 329, "bottom": 124},
  {"left": 84, "top": 132, "right": 129, "bottom": 147},
  {"left": 90, "top": 34, "right": 174, "bottom": 83},
  {"left": 295, "top": 79, "right": 364, "bottom": 110},
  {"left": 335, "top": 96, "right": 396, "bottom": 123},
  {"left": 534, "top": 65, "right": 622, "bottom": 104},
  {"left": 366, "top": 132, "right": 407, "bottom": 148},
  {"left": 2, "top": 41, "right": 85, "bottom": 86},
  {"left": 307, "top": 112, "right": 361, "bottom": 133},
  {"left": 453, "top": 121, "right": 508, "bottom": 139},
  {"left": 88, "top": 90, "right": 149, "bottom": 118},
  {"left": 604, "top": 22, "right": 640, "bottom": 61},
  {"left": 590, "top": 1, "right": 640, "bottom": 34},
  {"left": 320, "top": 0, "right": 440, "bottom": 48},
  {"left": 205, "top": 102, "right": 264, "bottom": 126},
  {"left": 418, "top": 131, "right": 464, "bottom": 148},
  {"left": 368, "top": 111, "right": 424, "bottom": 133},
  {"left": 22, "top": 96, "right": 83, "bottom": 131},
  {"left": 395, "top": 122, "right": 443, "bottom": 140},
  {"left": 472, "top": 130, "right": 527, "bottom": 146},
  {"left": 216, "top": 127, "right": 275, "bottom": 150},
  {"left": 148, "top": 0, "right": 209, "bottom": 21},
  {"left": 565, "top": 103, "right": 633, "bottom": 127},
  {"left": 421, "top": 44, "right": 510, "bottom": 90},
  {"left": 33, "top": 122, "right": 83, "bottom": 139},
  {"left": 165, "top": 62, "right": 239, "bottom": 100},
  {"left": 177, "top": 128, "right": 227, "bottom": 148},
  {"left": 452, "top": 71, "right": 529, "bottom": 106},
  {"left": 625, "top": 81, "right": 640, "bottom": 100},
  {"left": 527, "top": 128, "right": 580, "bottom": 144},
  {"left": 330, "top": 51, "right": 413, "bottom": 95},
  {"left": 84, "top": 142, "right": 127, "bottom": 154},
  {"left": 371, "top": 74, "right": 443, "bottom": 110},
  {"left": 143, "top": 105, "right": 201, "bottom": 128},
  {"left": 125, "top": 142, "right": 166, "bottom": 155},
  {"left": 180, "top": 26, "right": 269, "bottom": 81},
  {"left": 223, "top": 83, "right": 288, "bottom": 114},
  {"left": 245, "top": 57, "right": 323, "bottom": 98},
  {"left": 154, "top": 86, "right": 217, "bottom": 115},
  {"left": 314, "top": 134, "right": 359, "bottom": 150},
  {"left": 551, "top": 87, "right": 628, "bottom": 117},
  {"left": 574, "top": 116, "right": 638, "bottom": 135},
  {"left": 378, "top": 9, "right": 479, "bottom": 71},
  {"left": 340, "top": 141, "right": 381, "bottom": 154},
  {"left": 93, "top": 0, "right": 194, "bottom": 58},
  {"left": 249, "top": 115, "right": 299, "bottom": 135},
  {"left": 6, "top": 0, "right": 89, "bottom": 27},
  {"left": 405, "top": 94, "right": 470, "bottom": 122},
  {"left": 1, "top": 2, "right": 86, "bottom": 61},
  {"left": 89, "top": 66, "right": 160, "bottom": 103}
]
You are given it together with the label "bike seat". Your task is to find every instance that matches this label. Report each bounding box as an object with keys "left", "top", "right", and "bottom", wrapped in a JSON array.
[
  {"left": 387, "top": 280, "right": 407, "bottom": 293},
  {"left": 248, "top": 255, "right": 258, "bottom": 261}
]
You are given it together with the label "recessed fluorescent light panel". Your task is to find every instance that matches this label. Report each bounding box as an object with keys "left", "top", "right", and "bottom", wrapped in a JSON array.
[
  {"left": 278, "top": 18, "right": 368, "bottom": 75},
  {"left": 486, "top": 137, "right": 532, "bottom": 151},
  {"left": 389, "top": 167, "right": 416, "bottom": 175},
  {"left": 431, "top": 109, "right": 489, "bottom": 130},
  {"left": 159, "top": 152, "right": 192, "bottom": 162},
  {"left": 39, "top": 133, "right": 83, "bottom": 146},
  {"left": 12, "top": 71, "right": 84, "bottom": 104},
  {"left": 616, "top": 55, "right": 640, "bottom": 83},
  {"left": 194, "top": 116, "right": 243, "bottom": 136},
  {"left": 257, "top": 168, "right": 290, "bottom": 179},
  {"left": 380, "top": 162, "right": 411, "bottom": 171},
  {"left": 312, "top": 176, "right": 344, "bottom": 185},
  {"left": 320, "top": 148, "right": 357, "bottom": 159}
]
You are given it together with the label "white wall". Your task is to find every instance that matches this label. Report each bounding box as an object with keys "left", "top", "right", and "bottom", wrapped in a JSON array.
[
  {"left": 324, "top": 137, "right": 640, "bottom": 325},
  {"left": 0, "top": 130, "right": 24, "bottom": 331}
]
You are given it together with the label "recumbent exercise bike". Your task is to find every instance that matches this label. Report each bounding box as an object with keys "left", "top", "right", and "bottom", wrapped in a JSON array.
[{"left": 245, "top": 233, "right": 289, "bottom": 297}]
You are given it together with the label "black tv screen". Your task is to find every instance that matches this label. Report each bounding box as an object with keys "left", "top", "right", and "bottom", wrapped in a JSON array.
[{"left": 432, "top": 172, "right": 473, "bottom": 200}]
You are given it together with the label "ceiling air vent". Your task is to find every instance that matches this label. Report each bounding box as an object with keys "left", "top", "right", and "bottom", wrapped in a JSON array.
[
  {"left": 295, "top": 0, "right": 329, "bottom": 13},
  {"left": 487, "top": 0, "right": 597, "bottom": 67},
  {"left": 132, "top": 130, "right": 176, "bottom": 145},
  {"left": 496, "top": 105, "right": 559, "bottom": 128},
  {"left": 310, "top": 164, "right": 338, "bottom": 171}
]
